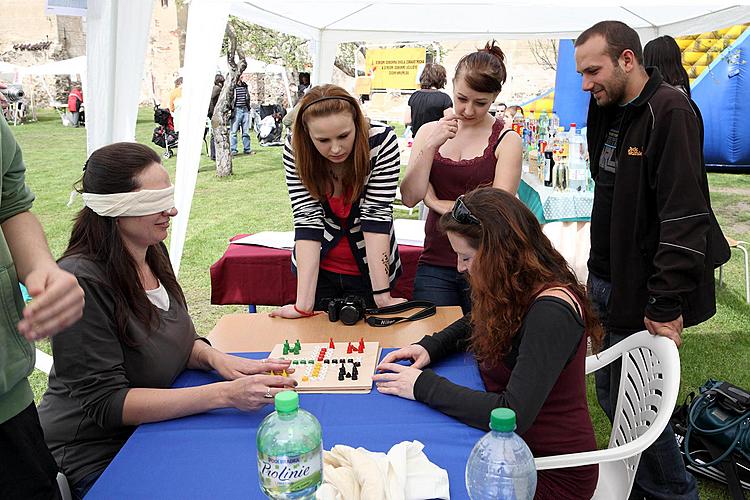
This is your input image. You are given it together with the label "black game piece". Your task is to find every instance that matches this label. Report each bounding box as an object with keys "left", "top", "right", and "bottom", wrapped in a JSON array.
[
  {"left": 339, "top": 358, "right": 345, "bottom": 364},
  {"left": 338, "top": 372, "right": 345, "bottom": 381},
  {"left": 332, "top": 359, "right": 338, "bottom": 363},
  {"left": 347, "top": 358, "right": 353, "bottom": 363},
  {"left": 352, "top": 372, "right": 358, "bottom": 381},
  {"left": 345, "top": 372, "right": 352, "bottom": 378},
  {"left": 324, "top": 359, "right": 330, "bottom": 364},
  {"left": 354, "top": 361, "right": 361, "bottom": 367}
]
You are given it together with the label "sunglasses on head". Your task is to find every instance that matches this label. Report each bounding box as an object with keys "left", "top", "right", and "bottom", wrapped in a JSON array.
[{"left": 452, "top": 195, "right": 480, "bottom": 225}]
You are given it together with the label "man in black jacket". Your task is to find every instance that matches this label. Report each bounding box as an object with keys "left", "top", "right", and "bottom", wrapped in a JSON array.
[{"left": 575, "top": 21, "right": 728, "bottom": 499}]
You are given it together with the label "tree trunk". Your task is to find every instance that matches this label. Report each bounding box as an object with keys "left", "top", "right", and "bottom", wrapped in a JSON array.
[{"left": 214, "top": 25, "right": 247, "bottom": 177}]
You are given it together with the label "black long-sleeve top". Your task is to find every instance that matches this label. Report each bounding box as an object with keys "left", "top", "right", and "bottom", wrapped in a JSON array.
[{"left": 413, "top": 297, "right": 585, "bottom": 433}]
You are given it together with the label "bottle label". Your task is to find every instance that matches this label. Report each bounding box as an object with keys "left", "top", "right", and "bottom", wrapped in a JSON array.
[{"left": 258, "top": 445, "right": 323, "bottom": 494}]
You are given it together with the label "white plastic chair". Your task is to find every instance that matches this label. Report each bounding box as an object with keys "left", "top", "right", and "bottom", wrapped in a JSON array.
[
  {"left": 56, "top": 472, "right": 72, "bottom": 500},
  {"left": 718, "top": 236, "right": 749, "bottom": 304},
  {"left": 534, "top": 331, "right": 680, "bottom": 500}
]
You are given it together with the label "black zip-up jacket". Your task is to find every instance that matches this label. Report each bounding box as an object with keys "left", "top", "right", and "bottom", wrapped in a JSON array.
[{"left": 586, "top": 67, "right": 729, "bottom": 332}]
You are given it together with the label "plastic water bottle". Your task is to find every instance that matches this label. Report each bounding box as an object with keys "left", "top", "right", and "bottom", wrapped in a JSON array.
[
  {"left": 257, "top": 391, "right": 323, "bottom": 499},
  {"left": 568, "top": 123, "right": 588, "bottom": 192},
  {"left": 465, "top": 408, "right": 537, "bottom": 500}
]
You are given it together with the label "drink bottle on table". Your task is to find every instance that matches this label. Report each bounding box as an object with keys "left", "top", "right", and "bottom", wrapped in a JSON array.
[
  {"left": 465, "top": 408, "right": 537, "bottom": 500},
  {"left": 257, "top": 391, "right": 323, "bottom": 499}
]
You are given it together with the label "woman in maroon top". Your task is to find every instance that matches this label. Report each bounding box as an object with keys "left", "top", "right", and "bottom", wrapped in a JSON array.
[
  {"left": 400, "top": 41, "right": 522, "bottom": 312},
  {"left": 374, "top": 187, "right": 603, "bottom": 499}
]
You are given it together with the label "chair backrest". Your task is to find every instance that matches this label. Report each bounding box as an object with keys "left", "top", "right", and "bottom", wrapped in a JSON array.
[
  {"left": 535, "top": 331, "right": 680, "bottom": 498},
  {"left": 586, "top": 331, "right": 681, "bottom": 490}
]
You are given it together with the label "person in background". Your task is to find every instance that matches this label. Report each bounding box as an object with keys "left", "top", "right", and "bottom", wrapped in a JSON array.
[
  {"left": 493, "top": 101, "right": 507, "bottom": 117},
  {"left": 644, "top": 35, "right": 692, "bottom": 97},
  {"left": 399, "top": 41, "right": 522, "bottom": 313},
  {"left": 502, "top": 104, "right": 524, "bottom": 128},
  {"left": 230, "top": 73, "right": 255, "bottom": 156},
  {"left": 0, "top": 84, "right": 85, "bottom": 500},
  {"left": 67, "top": 84, "right": 84, "bottom": 127},
  {"left": 374, "top": 187, "right": 601, "bottom": 499},
  {"left": 405, "top": 63, "right": 453, "bottom": 136},
  {"left": 575, "top": 20, "right": 729, "bottom": 499},
  {"left": 271, "top": 84, "right": 404, "bottom": 319},
  {"left": 168, "top": 77, "right": 183, "bottom": 130},
  {"left": 38, "top": 143, "right": 296, "bottom": 499},
  {"left": 207, "top": 74, "right": 225, "bottom": 161}
]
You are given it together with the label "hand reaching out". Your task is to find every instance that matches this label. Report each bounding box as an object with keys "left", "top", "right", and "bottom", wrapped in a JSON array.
[
  {"left": 377, "top": 344, "right": 431, "bottom": 370},
  {"left": 18, "top": 265, "right": 85, "bottom": 340},
  {"left": 211, "top": 353, "right": 293, "bottom": 381}
]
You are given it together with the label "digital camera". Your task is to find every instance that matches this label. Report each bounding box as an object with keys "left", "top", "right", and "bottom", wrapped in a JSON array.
[
  {"left": 0, "top": 85, "right": 24, "bottom": 103},
  {"left": 326, "top": 296, "right": 367, "bottom": 326}
]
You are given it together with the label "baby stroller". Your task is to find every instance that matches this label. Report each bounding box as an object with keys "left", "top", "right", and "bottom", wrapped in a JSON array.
[
  {"left": 256, "top": 104, "right": 286, "bottom": 147},
  {"left": 152, "top": 104, "right": 178, "bottom": 159}
]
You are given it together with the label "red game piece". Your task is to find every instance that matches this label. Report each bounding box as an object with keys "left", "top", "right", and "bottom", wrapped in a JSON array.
[
  {"left": 329, "top": 338, "right": 335, "bottom": 349},
  {"left": 358, "top": 337, "right": 364, "bottom": 353},
  {"left": 346, "top": 342, "right": 353, "bottom": 354}
]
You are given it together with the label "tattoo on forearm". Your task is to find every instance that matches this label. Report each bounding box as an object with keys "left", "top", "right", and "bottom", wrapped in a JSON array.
[{"left": 381, "top": 252, "right": 390, "bottom": 277}]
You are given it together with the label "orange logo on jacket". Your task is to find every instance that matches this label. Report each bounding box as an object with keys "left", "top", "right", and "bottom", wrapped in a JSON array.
[{"left": 628, "top": 146, "right": 643, "bottom": 156}]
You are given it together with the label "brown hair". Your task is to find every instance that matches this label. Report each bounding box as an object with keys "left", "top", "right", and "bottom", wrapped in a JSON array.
[
  {"left": 440, "top": 187, "right": 603, "bottom": 364},
  {"left": 575, "top": 20, "right": 644, "bottom": 66},
  {"left": 454, "top": 40, "right": 507, "bottom": 94},
  {"left": 63, "top": 142, "right": 186, "bottom": 347},
  {"left": 292, "top": 84, "right": 370, "bottom": 204},
  {"left": 419, "top": 63, "right": 448, "bottom": 89}
]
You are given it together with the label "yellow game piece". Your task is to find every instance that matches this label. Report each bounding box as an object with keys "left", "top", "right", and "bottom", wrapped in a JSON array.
[
  {"left": 269, "top": 370, "right": 275, "bottom": 376},
  {"left": 301, "top": 376, "right": 309, "bottom": 382},
  {"left": 282, "top": 370, "right": 288, "bottom": 377}
]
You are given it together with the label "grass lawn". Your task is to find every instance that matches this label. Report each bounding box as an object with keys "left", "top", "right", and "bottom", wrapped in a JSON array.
[{"left": 12, "top": 108, "right": 750, "bottom": 499}]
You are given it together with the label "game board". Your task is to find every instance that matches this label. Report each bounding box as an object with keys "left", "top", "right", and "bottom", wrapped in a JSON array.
[{"left": 268, "top": 338, "right": 381, "bottom": 394}]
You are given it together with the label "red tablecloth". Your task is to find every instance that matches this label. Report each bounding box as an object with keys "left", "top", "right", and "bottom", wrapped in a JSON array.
[{"left": 210, "top": 235, "right": 423, "bottom": 305}]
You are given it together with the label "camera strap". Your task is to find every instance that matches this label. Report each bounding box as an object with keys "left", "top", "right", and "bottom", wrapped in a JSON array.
[{"left": 365, "top": 300, "right": 436, "bottom": 327}]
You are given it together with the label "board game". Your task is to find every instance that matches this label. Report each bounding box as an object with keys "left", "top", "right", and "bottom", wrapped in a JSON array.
[{"left": 268, "top": 338, "right": 381, "bottom": 394}]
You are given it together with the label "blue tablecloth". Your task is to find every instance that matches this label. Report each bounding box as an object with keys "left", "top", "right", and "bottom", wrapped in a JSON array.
[
  {"left": 518, "top": 173, "right": 593, "bottom": 224},
  {"left": 86, "top": 350, "right": 486, "bottom": 500}
]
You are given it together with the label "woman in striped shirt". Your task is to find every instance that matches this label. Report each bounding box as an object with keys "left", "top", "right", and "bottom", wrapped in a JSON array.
[{"left": 271, "top": 85, "right": 405, "bottom": 319}]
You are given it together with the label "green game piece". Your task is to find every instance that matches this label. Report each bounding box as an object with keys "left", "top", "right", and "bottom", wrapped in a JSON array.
[
  {"left": 282, "top": 344, "right": 289, "bottom": 356},
  {"left": 300, "top": 360, "right": 306, "bottom": 364},
  {"left": 294, "top": 339, "right": 301, "bottom": 350},
  {"left": 292, "top": 360, "right": 298, "bottom": 365}
]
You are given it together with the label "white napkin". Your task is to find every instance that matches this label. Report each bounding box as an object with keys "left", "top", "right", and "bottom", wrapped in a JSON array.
[{"left": 315, "top": 440, "right": 450, "bottom": 500}]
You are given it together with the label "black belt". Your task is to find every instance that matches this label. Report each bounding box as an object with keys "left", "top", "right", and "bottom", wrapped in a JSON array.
[{"left": 365, "top": 300, "right": 436, "bottom": 327}]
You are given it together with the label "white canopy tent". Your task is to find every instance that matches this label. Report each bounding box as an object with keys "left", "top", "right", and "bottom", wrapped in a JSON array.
[{"left": 84, "top": 0, "right": 750, "bottom": 275}]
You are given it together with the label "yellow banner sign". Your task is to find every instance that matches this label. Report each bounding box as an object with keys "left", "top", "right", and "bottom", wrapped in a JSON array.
[{"left": 365, "top": 47, "right": 426, "bottom": 90}]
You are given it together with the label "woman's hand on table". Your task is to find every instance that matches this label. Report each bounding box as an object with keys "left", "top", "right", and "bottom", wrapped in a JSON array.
[
  {"left": 373, "top": 293, "right": 407, "bottom": 309},
  {"left": 377, "top": 344, "right": 431, "bottom": 369},
  {"left": 224, "top": 374, "right": 297, "bottom": 411},
  {"left": 372, "top": 363, "right": 422, "bottom": 400},
  {"left": 269, "top": 304, "right": 322, "bottom": 319},
  {"left": 210, "top": 351, "right": 293, "bottom": 381}
]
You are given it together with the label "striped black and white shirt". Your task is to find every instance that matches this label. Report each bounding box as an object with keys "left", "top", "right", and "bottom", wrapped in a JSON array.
[
  {"left": 234, "top": 84, "right": 249, "bottom": 109},
  {"left": 283, "top": 123, "right": 402, "bottom": 285}
]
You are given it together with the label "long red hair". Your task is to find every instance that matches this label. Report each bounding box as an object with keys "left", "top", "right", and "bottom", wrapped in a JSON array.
[
  {"left": 292, "top": 84, "right": 370, "bottom": 204},
  {"left": 440, "top": 187, "right": 603, "bottom": 365}
]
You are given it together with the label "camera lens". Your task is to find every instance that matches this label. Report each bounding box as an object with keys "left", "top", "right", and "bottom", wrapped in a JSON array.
[
  {"left": 1, "top": 86, "right": 24, "bottom": 103},
  {"left": 339, "top": 304, "right": 361, "bottom": 326}
]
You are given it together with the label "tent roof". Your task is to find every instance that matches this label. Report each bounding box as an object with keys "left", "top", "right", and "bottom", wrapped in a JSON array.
[
  {"left": 227, "top": 1, "right": 750, "bottom": 43},
  {"left": 20, "top": 56, "right": 86, "bottom": 76}
]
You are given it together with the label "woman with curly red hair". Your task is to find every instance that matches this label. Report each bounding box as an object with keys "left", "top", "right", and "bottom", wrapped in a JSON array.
[{"left": 374, "top": 186, "right": 603, "bottom": 499}]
